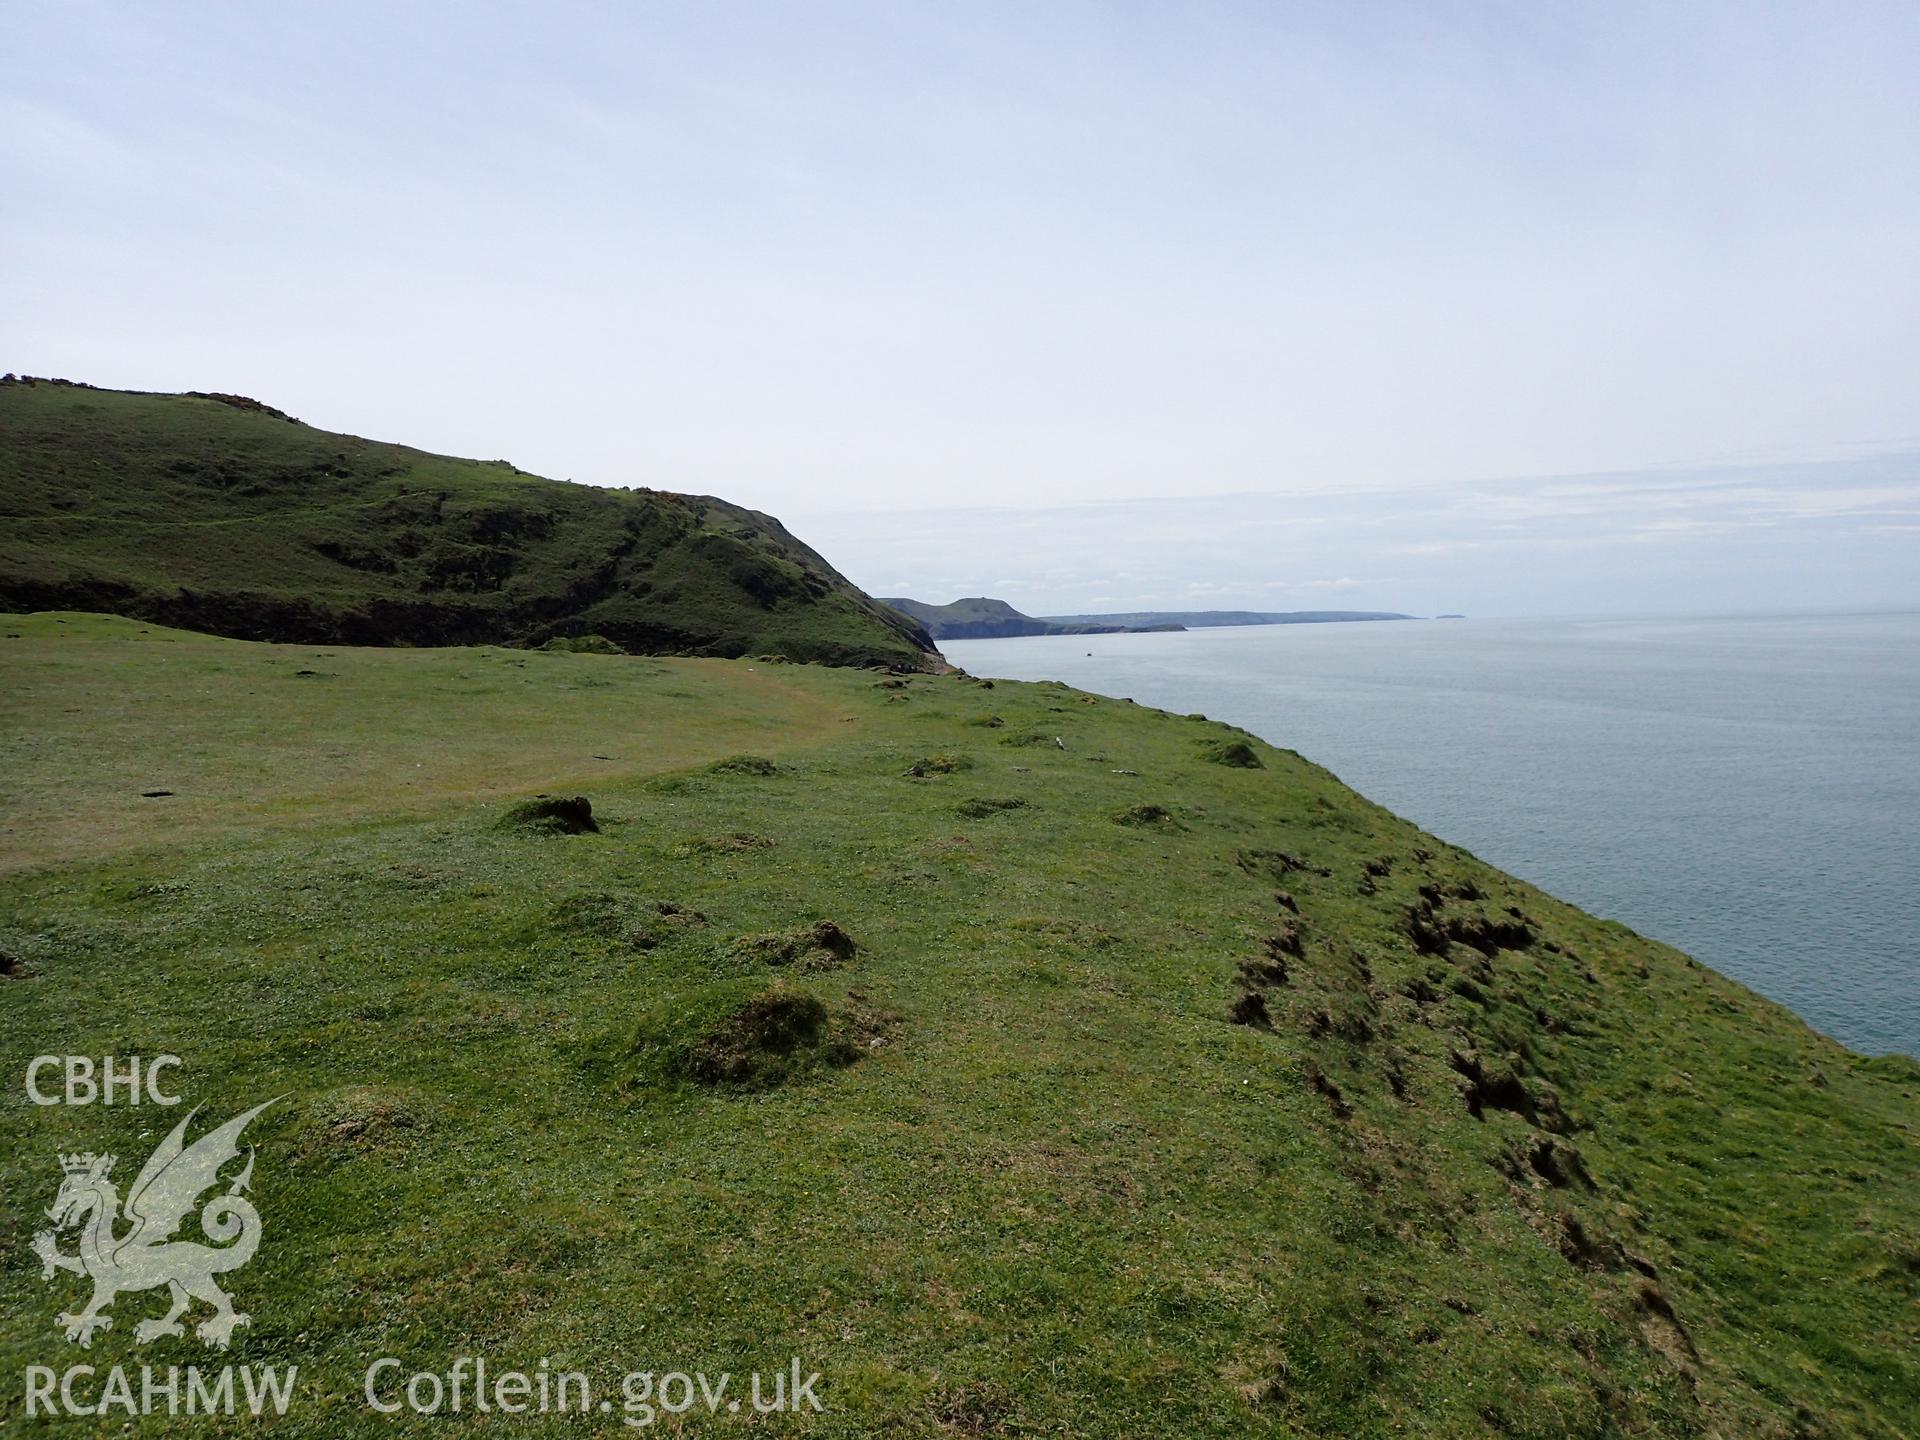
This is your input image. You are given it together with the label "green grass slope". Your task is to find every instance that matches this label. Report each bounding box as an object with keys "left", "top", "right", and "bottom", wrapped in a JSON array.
[
  {"left": 0, "top": 378, "right": 935, "bottom": 667},
  {"left": 2, "top": 616, "right": 1916, "bottom": 1437}
]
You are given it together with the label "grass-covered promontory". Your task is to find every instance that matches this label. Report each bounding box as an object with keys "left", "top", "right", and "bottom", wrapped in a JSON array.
[
  {"left": 0, "top": 378, "right": 934, "bottom": 667},
  {"left": 2, "top": 614, "right": 1916, "bottom": 1437}
]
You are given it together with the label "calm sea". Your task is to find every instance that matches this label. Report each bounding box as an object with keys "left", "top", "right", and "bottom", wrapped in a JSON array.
[{"left": 945, "top": 613, "right": 1920, "bottom": 1057}]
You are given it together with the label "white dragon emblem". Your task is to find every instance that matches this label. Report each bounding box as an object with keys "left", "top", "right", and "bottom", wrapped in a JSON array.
[{"left": 31, "top": 1101, "right": 276, "bottom": 1349}]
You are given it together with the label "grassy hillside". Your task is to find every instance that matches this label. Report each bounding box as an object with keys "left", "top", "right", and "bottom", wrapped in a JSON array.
[
  {"left": 2, "top": 614, "right": 1914, "bottom": 1437},
  {"left": 0, "top": 378, "right": 935, "bottom": 668}
]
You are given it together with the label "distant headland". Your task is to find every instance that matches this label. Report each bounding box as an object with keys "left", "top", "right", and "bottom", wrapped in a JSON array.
[{"left": 881, "top": 595, "right": 1415, "bottom": 641}]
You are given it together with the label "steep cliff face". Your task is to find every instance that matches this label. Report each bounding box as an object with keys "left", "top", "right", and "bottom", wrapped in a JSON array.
[{"left": 0, "top": 378, "right": 936, "bottom": 667}]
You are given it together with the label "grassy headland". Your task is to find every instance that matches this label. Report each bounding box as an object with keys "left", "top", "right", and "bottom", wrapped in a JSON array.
[
  {"left": 881, "top": 596, "right": 1411, "bottom": 640},
  {"left": 0, "top": 378, "right": 934, "bottom": 668},
  {"left": 1, "top": 614, "right": 1914, "bottom": 1437}
]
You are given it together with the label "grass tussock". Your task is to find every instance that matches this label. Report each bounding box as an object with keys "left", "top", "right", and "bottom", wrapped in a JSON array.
[
  {"left": 1200, "top": 738, "right": 1265, "bottom": 768},
  {"left": 498, "top": 794, "right": 597, "bottom": 834},
  {"left": 707, "top": 753, "right": 782, "bottom": 776},
  {"left": 589, "top": 980, "right": 877, "bottom": 1094}
]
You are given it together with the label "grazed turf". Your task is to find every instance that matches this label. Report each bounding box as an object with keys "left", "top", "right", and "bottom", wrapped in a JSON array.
[
  {"left": 0, "top": 614, "right": 851, "bottom": 869},
  {"left": 0, "top": 616, "right": 1914, "bottom": 1437}
]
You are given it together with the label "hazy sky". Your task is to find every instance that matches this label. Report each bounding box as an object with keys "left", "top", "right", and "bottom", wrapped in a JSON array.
[
  {"left": 5, "top": 2, "right": 1918, "bottom": 613},
  {"left": 804, "top": 450, "right": 1920, "bottom": 617}
]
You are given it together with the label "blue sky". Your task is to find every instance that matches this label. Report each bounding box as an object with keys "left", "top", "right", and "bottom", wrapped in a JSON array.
[{"left": 4, "top": 2, "right": 1917, "bottom": 613}]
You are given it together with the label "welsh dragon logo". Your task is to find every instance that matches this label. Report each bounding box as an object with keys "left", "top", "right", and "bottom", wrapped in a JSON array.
[{"left": 31, "top": 1101, "right": 276, "bottom": 1349}]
